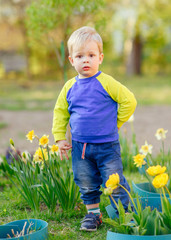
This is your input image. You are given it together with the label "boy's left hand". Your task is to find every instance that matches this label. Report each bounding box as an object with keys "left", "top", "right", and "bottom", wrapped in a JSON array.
[{"left": 57, "top": 140, "right": 72, "bottom": 161}]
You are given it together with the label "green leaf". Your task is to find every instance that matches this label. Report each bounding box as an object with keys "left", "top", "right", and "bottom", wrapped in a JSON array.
[
  {"left": 118, "top": 199, "right": 125, "bottom": 224},
  {"left": 144, "top": 209, "right": 158, "bottom": 235}
]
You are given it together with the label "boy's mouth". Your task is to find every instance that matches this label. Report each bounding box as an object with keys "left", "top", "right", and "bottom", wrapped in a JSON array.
[{"left": 83, "top": 66, "right": 90, "bottom": 71}]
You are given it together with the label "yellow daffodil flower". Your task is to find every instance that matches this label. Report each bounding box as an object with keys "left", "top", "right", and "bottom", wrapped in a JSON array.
[
  {"left": 104, "top": 187, "right": 113, "bottom": 196},
  {"left": 21, "top": 151, "right": 30, "bottom": 164},
  {"left": 26, "top": 130, "right": 35, "bottom": 143},
  {"left": 33, "top": 153, "right": 40, "bottom": 163},
  {"left": 9, "top": 138, "right": 16, "bottom": 152},
  {"left": 21, "top": 152, "right": 27, "bottom": 164},
  {"left": 50, "top": 144, "right": 59, "bottom": 153},
  {"left": 127, "top": 114, "right": 134, "bottom": 123},
  {"left": 10, "top": 138, "right": 15, "bottom": 146},
  {"left": 152, "top": 173, "right": 169, "bottom": 188},
  {"left": 106, "top": 173, "right": 120, "bottom": 190},
  {"left": 33, "top": 147, "right": 48, "bottom": 162},
  {"left": 155, "top": 128, "right": 168, "bottom": 140},
  {"left": 146, "top": 165, "right": 166, "bottom": 176},
  {"left": 39, "top": 135, "right": 49, "bottom": 147},
  {"left": 139, "top": 141, "right": 153, "bottom": 156},
  {"left": 133, "top": 154, "right": 146, "bottom": 168}
]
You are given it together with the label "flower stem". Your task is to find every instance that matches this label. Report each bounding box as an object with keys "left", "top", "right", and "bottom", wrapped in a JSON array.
[
  {"left": 164, "top": 186, "right": 171, "bottom": 198},
  {"left": 144, "top": 172, "right": 157, "bottom": 193},
  {"left": 145, "top": 155, "right": 151, "bottom": 167},
  {"left": 110, "top": 194, "right": 119, "bottom": 212},
  {"left": 162, "top": 140, "right": 165, "bottom": 166},
  {"left": 161, "top": 187, "right": 167, "bottom": 203},
  {"left": 118, "top": 184, "right": 138, "bottom": 213},
  {"left": 148, "top": 154, "right": 153, "bottom": 165},
  {"left": 35, "top": 135, "right": 39, "bottom": 141}
]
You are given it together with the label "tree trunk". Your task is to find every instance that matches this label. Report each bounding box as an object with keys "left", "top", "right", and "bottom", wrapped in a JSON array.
[{"left": 126, "top": 35, "right": 143, "bottom": 75}]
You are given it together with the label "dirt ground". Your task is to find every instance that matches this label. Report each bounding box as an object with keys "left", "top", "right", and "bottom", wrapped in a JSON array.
[{"left": 0, "top": 105, "right": 170, "bottom": 156}]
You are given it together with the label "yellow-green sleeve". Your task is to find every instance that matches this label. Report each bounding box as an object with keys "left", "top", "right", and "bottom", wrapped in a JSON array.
[
  {"left": 97, "top": 73, "right": 137, "bottom": 128},
  {"left": 52, "top": 78, "right": 76, "bottom": 142}
]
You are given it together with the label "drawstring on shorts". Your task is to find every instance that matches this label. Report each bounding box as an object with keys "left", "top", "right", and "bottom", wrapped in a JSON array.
[{"left": 81, "top": 143, "right": 87, "bottom": 159}]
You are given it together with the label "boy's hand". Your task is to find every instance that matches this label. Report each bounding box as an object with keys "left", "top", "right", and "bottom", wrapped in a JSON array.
[{"left": 57, "top": 140, "right": 72, "bottom": 160}]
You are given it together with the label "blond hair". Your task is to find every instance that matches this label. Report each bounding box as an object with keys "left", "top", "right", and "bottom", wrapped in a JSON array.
[{"left": 67, "top": 26, "right": 103, "bottom": 56}]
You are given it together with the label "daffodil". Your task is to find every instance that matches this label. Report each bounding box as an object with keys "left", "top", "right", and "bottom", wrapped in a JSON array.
[
  {"left": 104, "top": 187, "right": 113, "bottom": 196},
  {"left": 26, "top": 130, "right": 35, "bottom": 143},
  {"left": 33, "top": 153, "right": 40, "bottom": 163},
  {"left": 139, "top": 141, "right": 153, "bottom": 156},
  {"left": 21, "top": 151, "right": 30, "bottom": 164},
  {"left": 146, "top": 165, "right": 166, "bottom": 176},
  {"left": 106, "top": 173, "right": 120, "bottom": 190},
  {"left": 33, "top": 147, "right": 48, "bottom": 163},
  {"left": 127, "top": 114, "right": 134, "bottom": 123},
  {"left": 133, "top": 154, "right": 146, "bottom": 168},
  {"left": 155, "top": 128, "right": 168, "bottom": 140},
  {"left": 152, "top": 173, "right": 169, "bottom": 188},
  {"left": 10, "top": 138, "right": 15, "bottom": 146},
  {"left": 105, "top": 172, "right": 138, "bottom": 214},
  {"left": 50, "top": 144, "right": 59, "bottom": 153},
  {"left": 39, "top": 135, "right": 49, "bottom": 147},
  {"left": 9, "top": 138, "right": 16, "bottom": 152}
]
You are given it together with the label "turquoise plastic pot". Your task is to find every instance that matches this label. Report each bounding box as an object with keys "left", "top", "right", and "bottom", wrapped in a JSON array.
[
  {"left": 106, "top": 197, "right": 171, "bottom": 239},
  {"left": 0, "top": 219, "right": 48, "bottom": 240},
  {"left": 105, "top": 197, "right": 171, "bottom": 219},
  {"left": 107, "top": 231, "right": 171, "bottom": 240},
  {"left": 138, "top": 163, "right": 146, "bottom": 175},
  {"left": 132, "top": 181, "right": 169, "bottom": 198}
]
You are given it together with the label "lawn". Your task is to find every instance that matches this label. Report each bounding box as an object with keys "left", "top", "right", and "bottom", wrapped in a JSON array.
[
  {"left": 0, "top": 171, "right": 145, "bottom": 240},
  {"left": 0, "top": 74, "right": 170, "bottom": 239},
  {"left": 0, "top": 74, "right": 171, "bottom": 111}
]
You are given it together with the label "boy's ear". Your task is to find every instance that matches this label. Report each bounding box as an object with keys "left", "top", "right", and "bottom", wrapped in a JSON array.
[
  {"left": 99, "top": 53, "right": 104, "bottom": 64},
  {"left": 68, "top": 56, "right": 74, "bottom": 66}
]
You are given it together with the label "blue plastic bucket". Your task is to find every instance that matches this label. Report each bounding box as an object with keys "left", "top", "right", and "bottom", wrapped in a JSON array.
[
  {"left": 0, "top": 219, "right": 48, "bottom": 240},
  {"left": 132, "top": 181, "right": 169, "bottom": 198},
  {"left": 107, "top": 231, "right": 171, "bottom": 240}
]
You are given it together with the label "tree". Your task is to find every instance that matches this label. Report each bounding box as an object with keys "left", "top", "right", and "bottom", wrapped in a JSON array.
[
  {"left": 26, "top": 0, "right": 106, "bottom": 81},
  {"left": 0, "top": 0, "right": 32, "bottom": 78},
  {"left": 111, "top": 0, "right": 171, "bottom": 75}
]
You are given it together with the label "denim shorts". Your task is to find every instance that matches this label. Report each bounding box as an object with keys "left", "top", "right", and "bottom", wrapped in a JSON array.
[{"left": 71, "top": 140, "right": 130, "bottom": 211}]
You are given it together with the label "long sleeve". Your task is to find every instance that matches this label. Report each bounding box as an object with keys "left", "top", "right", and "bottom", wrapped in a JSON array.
[
  {"left": 113, "top": 83, "right": 137, "bottom": 128},
  {"left": 52, "top": 77, "right": 76, "bottom": 142},
  {"left": 97, "top": 73, "right": 137, "bottom": 128},
  {"left": 52, "top": 85, "right": 70, "bottom": 142}
]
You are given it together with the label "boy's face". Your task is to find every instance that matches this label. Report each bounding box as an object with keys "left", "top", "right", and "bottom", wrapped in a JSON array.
[{"left": 69, "top": 40, "right": 104, "bottom": 79}]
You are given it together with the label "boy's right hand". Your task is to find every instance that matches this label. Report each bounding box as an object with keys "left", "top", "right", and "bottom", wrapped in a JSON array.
[{"left": 57, "top": 140, "right": 72, "bottom": 161}]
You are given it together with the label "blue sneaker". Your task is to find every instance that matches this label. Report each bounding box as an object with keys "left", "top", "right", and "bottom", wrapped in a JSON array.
[{"left": 80, "top": 212, "right": 102, "bottom": 231}]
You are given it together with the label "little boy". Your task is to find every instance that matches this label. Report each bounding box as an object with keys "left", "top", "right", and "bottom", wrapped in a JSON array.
[{"left": 52, "top": 26, "right": 137, "bottom": 231}]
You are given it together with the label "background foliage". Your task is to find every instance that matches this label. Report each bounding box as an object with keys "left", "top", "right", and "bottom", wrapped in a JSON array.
[{"left": 0, "top": 0, "right": 170, "bottom": 80}]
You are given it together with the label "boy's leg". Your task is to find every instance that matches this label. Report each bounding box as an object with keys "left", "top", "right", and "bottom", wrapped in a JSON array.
[
  {"left": 86, "top": 203, "right": 99, "bottom": 210},
  {"left": 86, "top": 203, "right": 101, "bottom": 216},
  {"left": 71, "top": 140, "right": 103, "bottom": 231},
  {"left": 97, "top": 140, "right": 130, "bottom": 213}
]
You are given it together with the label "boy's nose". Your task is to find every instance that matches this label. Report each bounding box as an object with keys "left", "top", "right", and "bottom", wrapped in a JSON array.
[{"left": 83, "top": 56, "right": 89, "bottom": 63}]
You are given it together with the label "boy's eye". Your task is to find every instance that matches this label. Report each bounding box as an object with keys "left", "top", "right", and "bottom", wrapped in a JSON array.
[
  {"left": 76, "top": 55, "right": 82, "bottom": 58},
  {"left": 90, "top": 54, "right": 94, "bottom": 57}
]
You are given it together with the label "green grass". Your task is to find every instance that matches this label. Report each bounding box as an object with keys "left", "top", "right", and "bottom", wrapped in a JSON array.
[
  {"left": 0, "top": 80, "right": 63, "bottom": 111},
  {"left": 0, "top": 122, "right": 8, "bottom": 129},
  {"left": 0, "top": 74, "right": 170, "bottom": 110},
  {"left": 0, "top": 171, "right": 145, "bottom": 239},
  {"left": 120, "top": 75, "right": 171, "bottom": 105}
]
